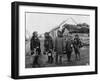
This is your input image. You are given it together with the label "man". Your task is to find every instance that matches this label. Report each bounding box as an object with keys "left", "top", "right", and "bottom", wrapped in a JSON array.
[
  {"left": 30, "top": 31, "right": 41, "bottom": 67},
  {"left": 44, "top": 32, "right": 53, "bottom": 63},
  {"left": 73, "top": 34, "right": 82, "bottom": 60},
  {"left": 55, "top": 30, "right": 64, "bottom": 64},
  {"left": 65, "top": 34, "right": 73, "bottom": 62}
]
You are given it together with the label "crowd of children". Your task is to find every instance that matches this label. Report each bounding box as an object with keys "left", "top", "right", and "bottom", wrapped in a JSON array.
[{"left": 30, "top": 30, "right": 82, "bottom": 67}]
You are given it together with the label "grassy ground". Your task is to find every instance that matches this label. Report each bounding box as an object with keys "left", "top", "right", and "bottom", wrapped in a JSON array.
[{"left": 25, "top": 46, "right": 89, "bottom": 68}]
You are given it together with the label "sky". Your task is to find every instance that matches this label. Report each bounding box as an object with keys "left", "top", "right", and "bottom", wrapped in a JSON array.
[{"left": 26, "top": 12, "right": 90, "bottom": 37}]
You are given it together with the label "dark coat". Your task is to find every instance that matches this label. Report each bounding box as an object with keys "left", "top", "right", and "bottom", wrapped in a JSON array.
[
  {"left": 73, "top": 38, "right": 82, "bottom": 53},
  {"left": 44, "top": 36, "right": 53, "bottom": 51},
  {"left": 30, "top": 36, "right": 41, "bottom": 54},
  {"left": 73, "top": 38, "right": 82, "bottom": 49},
  {"left": 65, "top": 39, "right": 73, "bottom": 53}
]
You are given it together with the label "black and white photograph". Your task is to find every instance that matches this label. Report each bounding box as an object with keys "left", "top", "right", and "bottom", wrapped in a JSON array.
[
  {"left": 11, "top": 2, "right": 97, "bottom": 79},
  {"left": 25, "top": 12, "right": 90, "bottom": 68}
]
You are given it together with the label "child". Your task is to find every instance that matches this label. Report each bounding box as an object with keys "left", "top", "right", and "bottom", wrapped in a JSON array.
[
  {"left": 44, "top": 32, "right": 53, "bottom": 63},
  {"left": 65, "top": 34, "right": 73, "bottom": 62},
  {"left": 73, "top": 34, "right": 82, "bottom": 60},
  {"left": 55, "top": 30, "right": 64, "bottom": 64},
  {"left": 30, "top": 31, "right": 41, "bottom": 67}
]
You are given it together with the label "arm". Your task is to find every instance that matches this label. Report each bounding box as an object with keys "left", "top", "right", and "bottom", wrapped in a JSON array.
[
  {"left": 30, "top": 38, "right": 33, "bottom": 50},
  {"left": 54, "top": 38, "right": 57, "bottom": 52},
  {"left": 38, "top": 39, "right": 41, "bottom": 49},
  {"left": 62, "top": 38, "right": 65, "bottom": 51},
  {"left": 79, "top": 39, "right": 83, "bottom": 48},
  {"left": 51, "top": 37, "right": 53, "bottom": 50},
  {"left": 44, "top": 39, "right": 46, "bottom": 49}
]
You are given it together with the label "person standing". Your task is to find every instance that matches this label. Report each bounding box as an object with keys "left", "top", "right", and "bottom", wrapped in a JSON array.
[
  {"left": 55, "top": 30, "right": 64, "bottom": 64},
  {"left": 65, "top": 34, "right": 73, "bottom": 62},
  {"left": 44, "top": 32, "right": 53, "bottom": 63},
  {"left": 73, "top": 34, "right": 82, "bottom": 60},
  {"left": 30, "top": 31, "right": 41, "bottom": 67}
]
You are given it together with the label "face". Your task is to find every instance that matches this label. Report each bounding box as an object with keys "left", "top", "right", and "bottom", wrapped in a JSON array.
[
  {"left": 57, "top": 31, "right": 62, "bottom": 37},
  {"left": 68, "top": 36, "right": 72, "bottom": 40},
  {"left": 45, "top": 33, "right": 49, "bottom": 38},
  {"left": 34, "top": 32, "right": 38, "bottom": 37},
  {"left": 67, "top": 34, "right": 72, "bottom": 40},
  {"left": 75, "top": 35, "right": 79, "bottom": 39}
]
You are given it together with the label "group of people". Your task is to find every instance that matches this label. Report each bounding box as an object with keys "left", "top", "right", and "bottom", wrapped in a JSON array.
[{"left": 30, "top": 30, "right": 82, "bottom": 67}]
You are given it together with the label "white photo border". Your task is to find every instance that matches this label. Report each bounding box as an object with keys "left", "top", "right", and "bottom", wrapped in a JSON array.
[{"left": 19, "top": 5, "right": 96, "bottom": 76}]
